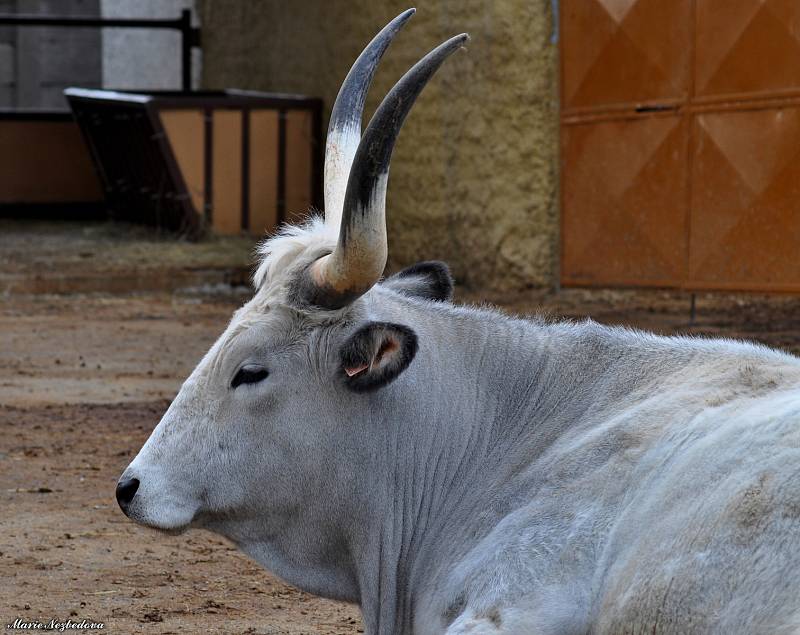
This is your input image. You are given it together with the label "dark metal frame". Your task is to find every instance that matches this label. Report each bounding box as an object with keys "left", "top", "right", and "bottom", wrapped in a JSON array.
[
  {"left": 66, "top": 89, "right": 324, "bottom": 239},
  {"left": 0, "top": 9, "right": 200, "bottom": 92}
]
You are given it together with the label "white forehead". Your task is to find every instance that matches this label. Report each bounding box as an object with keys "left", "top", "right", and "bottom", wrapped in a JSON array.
[{"left": 186, "top": 216, "right": 349, "bottom": 382}]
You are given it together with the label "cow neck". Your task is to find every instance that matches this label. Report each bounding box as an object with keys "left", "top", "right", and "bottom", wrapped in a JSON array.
[{"left": 351, "top": 291, "right": 558, "bottom": 633}]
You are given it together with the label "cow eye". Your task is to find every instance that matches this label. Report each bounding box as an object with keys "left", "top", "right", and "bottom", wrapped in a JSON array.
[{"left": 231, "top": 364, "right": 269, "bottom": 389}]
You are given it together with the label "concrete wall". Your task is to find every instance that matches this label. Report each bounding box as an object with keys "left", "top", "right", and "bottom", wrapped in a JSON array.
[
  {"left": 0, "top": 0, "right": 201, "bottom": 107},
  {"left": 0, "top": 0, "right": 102, "bottom": 110},
  {"left": 0, "top": 0, "right": 17, "bottom": 108},
  {"left": 199, "top": 0, "right": 558, "bottom": 292},
  {"left": 101, "top": 0, "right": 200, "bottom": 91}
]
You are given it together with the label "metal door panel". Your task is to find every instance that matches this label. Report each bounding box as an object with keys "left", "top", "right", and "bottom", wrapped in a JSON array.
[
  {"left": 561, "top": 0, "right": 691, "bottom": 112},
  {"left": 561, "top": 115, "right": 688, "bottom": 286},
  {"left": 689, "top": 107, "right": 800, "bottom": 291},
  {"left": 696, "top": 0, "right": 800, "bottom": 100}
]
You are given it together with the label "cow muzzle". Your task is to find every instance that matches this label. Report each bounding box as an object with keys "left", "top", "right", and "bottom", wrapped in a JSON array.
[
  {"left": 115, "top": 476, "right": 140, "bottom": 515},
  {"left": 114, "top": 465, "right": 199, "bottom": 533}
]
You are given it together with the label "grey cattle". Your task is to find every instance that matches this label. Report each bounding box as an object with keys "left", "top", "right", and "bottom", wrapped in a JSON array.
[{"left": 117, "top": 10, "right": 800, "bottom": 634}]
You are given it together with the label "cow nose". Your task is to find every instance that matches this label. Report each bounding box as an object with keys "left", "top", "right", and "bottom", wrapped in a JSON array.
[{"left": 116, "top": 477, "right": 140, "bottom": 511}]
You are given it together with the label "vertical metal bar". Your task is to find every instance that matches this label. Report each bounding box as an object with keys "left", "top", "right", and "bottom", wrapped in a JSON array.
[
  {"left": 310, "top": 100, "right": 324, "bottom": 212},
  {"left": 204, "top": 107, "right": 213, "bottom": 228},
  {"left": 241, "top": 108, "right": 250, "bottom": 231},
  {"left": 277, "top": 108, "right": 287, "bottom": 225},
  {"left": 180, "top": 8, "right": 192, "bottom": 92},
  {"left": 683, "top": 0, "right": 697, "bottom": 291}
]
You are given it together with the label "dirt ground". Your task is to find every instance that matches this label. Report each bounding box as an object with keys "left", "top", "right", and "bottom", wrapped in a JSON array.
[{"left": 3, "top": 220, "right": 800, "bottom": 634}]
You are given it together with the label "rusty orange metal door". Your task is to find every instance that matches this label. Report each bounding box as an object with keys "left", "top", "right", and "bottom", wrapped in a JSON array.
[{"left": 560, "top": 0, "right": 800, "bottom": 292}]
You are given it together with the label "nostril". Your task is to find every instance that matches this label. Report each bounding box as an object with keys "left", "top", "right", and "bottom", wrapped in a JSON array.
[{"left": 115, "top": 477, "right": 140, "bottom": 510}]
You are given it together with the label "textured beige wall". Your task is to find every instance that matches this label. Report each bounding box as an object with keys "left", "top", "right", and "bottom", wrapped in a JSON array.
[{"left": 199, "top": 0, "right": 558, "bottom": 292}]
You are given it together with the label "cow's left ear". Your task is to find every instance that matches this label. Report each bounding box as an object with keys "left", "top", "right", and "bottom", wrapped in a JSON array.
[{"left": 339, "top": 322, "right": 418, "bottom": 393}]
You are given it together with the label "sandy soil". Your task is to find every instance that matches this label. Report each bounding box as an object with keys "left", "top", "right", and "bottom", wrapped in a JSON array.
[
  {"left": 0, "top": 220, "right": 254, "bottom": 295},
  {"left": 1, "top": 294, "right": 362, "bottom": 634},
  {"left": 3, "top": 220, "right": 800, "bottom": 634}
]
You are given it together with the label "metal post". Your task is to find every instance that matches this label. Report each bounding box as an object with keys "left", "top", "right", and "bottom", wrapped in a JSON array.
[
  {"left": 310, "top": 99, "right": 324, "bottom": 211},
  {"left": 203, "top": 107, "right": 213, "bottom": 228},
  {"left": 277, "top": 109, "right": 287, "bottom": 225},
  {"left": 180, "top": 9, "right": 192, "bottom": 93},
  {"left": 240, "top": 108, "right": 250, "bottom": 231}
]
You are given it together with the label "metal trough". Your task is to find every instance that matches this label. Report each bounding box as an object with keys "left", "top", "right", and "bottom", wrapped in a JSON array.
[{"left": 65, "top": 88, "right": 323, "bottom": 239}]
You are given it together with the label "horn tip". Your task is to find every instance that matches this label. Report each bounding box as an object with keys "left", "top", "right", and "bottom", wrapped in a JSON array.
[{"left": 396, "top": 8, "right": 416, "bottom": 23}]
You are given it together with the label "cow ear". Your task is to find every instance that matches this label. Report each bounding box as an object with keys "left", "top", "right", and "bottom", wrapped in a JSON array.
[
  {"left": 339, "top": 322, "right": 418, "bottom": 393},
  {"left": 382, "top": 261, "right": 453, "bottom": 302}
]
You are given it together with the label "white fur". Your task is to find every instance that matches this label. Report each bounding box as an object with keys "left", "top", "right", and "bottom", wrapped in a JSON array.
[{"left": 252, "top": 216, "right": 338, "bottom": 295}]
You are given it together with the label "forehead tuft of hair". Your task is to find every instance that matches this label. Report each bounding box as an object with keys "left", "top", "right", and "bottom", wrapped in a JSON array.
[{"left": 252, "top": 216, "right": 339, "bottom": 292}]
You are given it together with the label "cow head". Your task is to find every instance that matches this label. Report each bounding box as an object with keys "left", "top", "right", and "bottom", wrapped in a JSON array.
[{"left": 116, "top": 10, "right": 467, "bottom": 600}]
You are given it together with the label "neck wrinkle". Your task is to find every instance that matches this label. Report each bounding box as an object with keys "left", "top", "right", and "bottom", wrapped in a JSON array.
[
  {"left": 357, "top": 400, "right": 423, "bottom": 635},
  {"left": 354, "top": 299, "right": 553, "bottom": 634}
]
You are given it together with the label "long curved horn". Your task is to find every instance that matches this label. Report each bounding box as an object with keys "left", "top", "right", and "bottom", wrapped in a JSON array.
[
  {"left": 324, "top": 8, "right": 415, "bottom": 229},
  {"left": 300, "top": 33, "right": 469, "bottom": 310}
]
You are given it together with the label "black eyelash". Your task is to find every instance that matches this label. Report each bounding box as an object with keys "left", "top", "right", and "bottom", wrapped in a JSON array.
[{"left": 231, "top": 366, "right": 269, "bottom": 389}]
